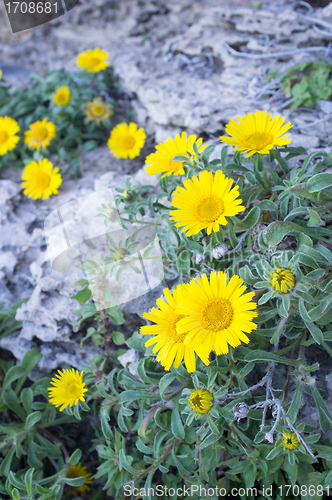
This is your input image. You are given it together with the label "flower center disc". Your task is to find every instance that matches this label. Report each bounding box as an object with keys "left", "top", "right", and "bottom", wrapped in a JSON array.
[
  {"left": 36, "top": 172, "right": 50, "bottom": 189},
  {"left": 68, "top": 383, "right": 80, "bottom": 397},
  {"left": 0, "top": 131, "right": 9, "bottom": 144},
  {"left": 93, "top": 105, "right": 105, "bottom": 116},
  {"left": 202, "top": 299, "right": 233, "bottom": 330},
  {"left": 33, "top": 126, "right": 48, "bottom": 141},
  {"left": 196, "top": 196, "right": 224, "bottom": 223},
  {"left": 191, "top": 395, "right": 203, "bottom": 410},
  {"left": 87, "top": 57, "right": 100, "bottom": 68},
  {"left": 122, "top": 136, "right": 136, "bottom": 149},
  {"left": 243, "top": 132, "right": 273, "bottom": 151}
]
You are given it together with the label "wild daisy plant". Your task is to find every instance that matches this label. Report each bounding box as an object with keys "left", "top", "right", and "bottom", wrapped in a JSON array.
[
  {"left": 68, "top": 108, "right": 332, "bottom": 498},
  {"left": 0, "top": 48, "right": 118, "bottom": 179},
  {"left": 3, "top": 108, "right": 332, "bottom": 498}
]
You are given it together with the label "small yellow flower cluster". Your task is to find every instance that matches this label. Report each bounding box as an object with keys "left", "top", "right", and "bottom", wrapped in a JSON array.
[
  {"left": 141, "top": 271, "right": 257, "bottom": 373},
  {"left": 0, "top": 48, "right": 114, "bottom": 201}
]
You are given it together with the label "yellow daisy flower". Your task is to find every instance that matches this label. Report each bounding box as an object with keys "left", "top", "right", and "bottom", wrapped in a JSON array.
[
  {"left": 145, "top": 132, "right": 206, "bottom": 177},
  {"left": 169, "top": 170, "right": 245, "bottom": 237},
  {"left": 77, "top": 48, "right": 109, "bottom": 72},
  {"left": 53, "top": 86, "right": 71, "bottom": 106},
  {"left": 22, "top": 158, "right": 62, "bottom": 200},
  {"left": 188, "top": 389, "right": 214, "bottom": 414},
  {"left": 67, "top": 462, "right": 92, "bottom": 494},
  {"left": 0, "top": 70, "right": 2, "bottom": 80},
  {"left": 220, "top": 110, "right": 292, "bottom": 157},
  {"left": 0, "top": 117, "right": 20, "bottom": 156},
  {"left": 176, "top": 271, "right": 258, "bottom": 359},
  {"left": 141, "top": 284, "right": 209, "bottom": 373},
  {"left": 271, "top": 268, "right": 295, "bottom": 294},
  {"left": 24, "top": 118, "right": 57, "bottom": 150},
  {"left": 108, "top": 122, "right": 146, "bottom": 159},
  {"left": 281, "top": 431, "right": 300, "bottom": 450},
  {"left": 48, "top": 368, "right": 87, "bottom": 412},
  {"left": 83, "top": 97, "right": 114, "bottom": 126}
]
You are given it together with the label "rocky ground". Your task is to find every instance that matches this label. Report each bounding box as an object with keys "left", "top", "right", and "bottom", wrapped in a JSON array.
[{"left": 1, "top": 0, "right": 332, "bottom": 430}]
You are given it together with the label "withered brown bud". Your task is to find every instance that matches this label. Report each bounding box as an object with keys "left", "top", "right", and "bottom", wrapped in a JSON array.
[{"left": 232, "top": 402, "right": 249, "bottom": 422}]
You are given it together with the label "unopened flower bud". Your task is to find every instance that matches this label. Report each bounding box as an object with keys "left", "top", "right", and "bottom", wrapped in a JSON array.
[
  {"left": 195, "top": 253, "right": 205, "bottom": 265},
  {"left": 233, "top": 402, "right": 249, "bottom": 422}
]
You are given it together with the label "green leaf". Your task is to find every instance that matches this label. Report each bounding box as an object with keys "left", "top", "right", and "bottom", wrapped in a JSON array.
[
  {"left": 305, "top": 321, "right": 324, "bottom": 345},
  {"left": 299, "top": 298, "right": 312, "bottom": 323},
  {"left": 153, "top": 430, "right": 168, "bottom": 458},
  {"left": 25, "top": 411, "right": 42, "bottom": 430},
  {"left": 80, "top": 327, "right": 96, "bottom": 347},
  {"left": 307, "top": 173, "right": 332, "bottom": 192},
  {"left": 21, "top": 348, "right": 42, "bottom": 373},
  {"left": 284, "top": 456, "right": 297, "bottom": 485},
  {"left": 118, "top": 390, "right": 159, "bottom": 403},
  {"left": 275, "top": 153, "right": 289, "bottom": 173},
  {"left": 0, "top": 447, "right": 15, "bottom": 476},
  {"left": 315, "top": 444, "right": 332, "bottom": 460},
  {"left": 80, "top": 139, "right": 97, "bottom": 153},
  {"left": 233, "top": 207, "right": 260, "bottom": 230},
  {"left": 263, "top": 221, "right": 309, "bottom": 247},
  {"left": 256, "top": 200, "right": 278, "bottom": 211},
  {"left": 1, "top": 366, "right": 26, "bottom": 393},
  {"left": 244, "top": 350, "right": 299, "bottom": 366},
  {"left": 66, "top": 448, "right": 82, "bottom": 465},
  {"left": 197, "top": 432, "right": 220, "bottom": 450},
  {"left": 309, "top": 385, "right": 332, "bottom": 433},
  {"left": 63, "top": 476, "right": 86, "bottom": 487},
  {"left": 11, "top": 488, "right": 21, "bottom": 500},
  {"left": 112, "top": 331, "right": 125, "bottom": 345},
  {"left": 27, "top": 441, "right": 43, "bottom": 469},
  {"left": 307, "top": 209, "right": 321, "bottom": 227},
  {"left": 72, "top": 288, "right": 91, "bottom": 303},
  {"left": 100, "top": 406, "right": 113, "bottom": 440},
  {"left": 108, "top": 306, "right": 124, "bottom": 325},
  {"left": 8, "top": 471, "right": 25, "bottom": 490},
  {"left": 266, "top": 444, "right": 283, "bottom": 460},
  {"left": 228, "top": 459, "right": 252, "bottom": 474},
  {"left": 119, "top": 449, "right": 140, "bottom": 475},
  {"left": 21, "top": 388, "right": 33, "bottom": 415},
  {"left": 171, "top": 449, "right": 190, "bottom": 479},
  {"left": 221, "top": 146, "right": 229, "bottom": 168},
  {"left": 126, "top": 331, "right": 146, "bottom": 352},
  {"left": 287, "top": 380, "right": 302, "bottom": 422},
  {"left": 24, "top": 468, "right": 34, "bottom": 495},
  {"left": 176, "top": 250, "right": 191, "bottom": 276},
  {"left": 159, "top": 373, "right": 176, "bottom": 398},
  {"left": 171, "top": 400, "right": 185, "bottom": 440},
  {"left": 2, "top": 389, "right": 26, "bottom": 421}
]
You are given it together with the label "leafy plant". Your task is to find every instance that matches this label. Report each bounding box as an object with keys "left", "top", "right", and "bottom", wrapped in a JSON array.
[{"left": 266, "top": 59, "right": 332, "bottom": 109}]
